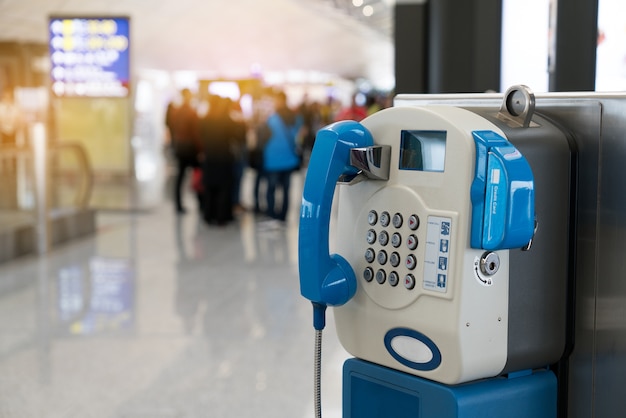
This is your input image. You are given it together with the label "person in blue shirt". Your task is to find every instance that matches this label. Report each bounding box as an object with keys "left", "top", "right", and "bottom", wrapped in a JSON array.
[{"left": 261, "top": 90, "right": 303, "bottom": 222}]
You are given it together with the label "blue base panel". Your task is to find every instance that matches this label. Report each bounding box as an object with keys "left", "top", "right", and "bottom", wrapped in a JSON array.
[{"left": 343, "top": 358, "right": 556, "bottom": 418}]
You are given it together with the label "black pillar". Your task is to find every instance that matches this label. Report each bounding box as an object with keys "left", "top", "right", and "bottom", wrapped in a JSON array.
[
  {"left": 394, "top": 0, "right": 502, "bottom": 94},
  {"left": 428, "top": 0, "right": 502, "bottom": 93},
  {"left": 394, "top": 1, "right": 428, "bottom": 94},
  {"left": 549, "top": 0, "right": 599, "bottom": 91}
]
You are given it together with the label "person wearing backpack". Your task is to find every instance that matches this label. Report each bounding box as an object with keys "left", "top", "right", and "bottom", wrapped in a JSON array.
[{"left": 261, "top": 90, "right": 303, "bottom": 223}]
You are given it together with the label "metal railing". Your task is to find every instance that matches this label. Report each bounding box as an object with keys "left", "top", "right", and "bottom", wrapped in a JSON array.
[
  {"left": 0, "top": 141, "right": 93, "bottom": 211},
  {"left": 0, "top": 128, "right": 93, "bottom": 255}
]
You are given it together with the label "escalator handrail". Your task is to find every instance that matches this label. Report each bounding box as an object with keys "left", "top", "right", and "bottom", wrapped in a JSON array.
[{"left": 0, "top": 142, "right": 93, "bottom": 210}]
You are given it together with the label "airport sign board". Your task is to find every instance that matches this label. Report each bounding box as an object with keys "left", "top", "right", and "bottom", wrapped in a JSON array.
[{"left": 49, "top": 16, "right": 130, "bottom": 97}]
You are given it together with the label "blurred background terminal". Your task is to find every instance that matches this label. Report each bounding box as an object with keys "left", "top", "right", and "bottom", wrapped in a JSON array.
[{"left": 0, "top": 0, "right": 623, "bottom": 416}]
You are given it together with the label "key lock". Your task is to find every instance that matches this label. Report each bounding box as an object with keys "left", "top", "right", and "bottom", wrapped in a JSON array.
[{"left": 479, "top": 85, "right": 539, "bottom": 277}]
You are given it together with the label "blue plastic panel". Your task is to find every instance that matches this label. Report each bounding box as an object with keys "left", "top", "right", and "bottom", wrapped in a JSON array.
[
  {"left": 343, "top": 359, "right": 556, "bottom": 418},
  {"left": 470, "top": 130, "right": 535, "bottom": 250}
]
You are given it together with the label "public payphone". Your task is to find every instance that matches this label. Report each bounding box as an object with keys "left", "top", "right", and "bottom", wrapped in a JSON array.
[{"left": 299, "top": 86, "right": 576, "bottom": 417}]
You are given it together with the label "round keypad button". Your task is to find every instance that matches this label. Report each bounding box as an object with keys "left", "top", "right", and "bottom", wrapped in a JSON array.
[
  {"left": 366, "top": 229, "right": 376, "bottom": 245},
  {"left": 404, "top": 274, "right": 416, "bottom": 290},
  {"left": 407, "top": 234, "right": 418, "bottom": 250},
  {"left": 365, "top": 248, "right": 375, "bottom": 263},
  {"left": 408, "top": 214, "right": 420, "bottom": 230},
  {"left": 380, "top": 211, "right": 390, "bottom": 227},
  {"left": 389, "top": 271, "right": 399, "bottom": 287},
  {"left": 376, "top": 269, "right": 387, "bottom": 284},
  {"left": 378, "top": 231, "right": 389, "bottom": 246},
  {"left": 405, "top": 254, "right": 417, "bottom": 270},
  {"left": 368, "top": 210, "right": 378, "bottom": 226},
  {"left": 392, "top": 213, "right": 403, "bottom": 228},
  {"left": 363, "top": 267, "right": 374, "bottom": 282},
  {"left": 390, "top": 252, "right": 401, "bottom": 268},
  {"left": 391, "top": 233, "right": 402, "bottom": 248},
  {"left": 377, "top": 250, "right": 388, "bottom": 265}
]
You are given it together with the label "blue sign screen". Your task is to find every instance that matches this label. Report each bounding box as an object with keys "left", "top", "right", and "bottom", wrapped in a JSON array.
[{"left": 49, "top": 17, "right": 130, "bottom": 97}]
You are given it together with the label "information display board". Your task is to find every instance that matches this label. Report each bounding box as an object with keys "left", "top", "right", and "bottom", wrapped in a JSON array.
[{"left": 49, "top": 16, "right": 130, "bottom": 97}]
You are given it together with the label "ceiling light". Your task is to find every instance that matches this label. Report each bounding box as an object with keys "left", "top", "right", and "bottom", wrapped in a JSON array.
[
  {"left": 363, "top": 5, "right": 374, "bottom": 16},
  {"left": 352, "top": 0, "right": 364, "bottom": 6}
]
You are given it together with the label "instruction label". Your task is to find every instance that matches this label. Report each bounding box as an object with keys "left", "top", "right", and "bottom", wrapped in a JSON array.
[{"left": 423, "top": 216, "right": 451, "bottom": 293}]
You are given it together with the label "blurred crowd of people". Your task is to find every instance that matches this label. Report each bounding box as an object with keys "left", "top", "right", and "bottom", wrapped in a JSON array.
[{"left": 164, "top": 87, "right": 390, "bottom": 226}]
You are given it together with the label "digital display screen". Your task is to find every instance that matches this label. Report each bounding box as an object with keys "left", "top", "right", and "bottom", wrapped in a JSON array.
[
  {"left": 49, "top": 17, "right": 130, "bottom": 97},
  {"left": 399, "top": 130, "right": 446, "bottom": 172}
]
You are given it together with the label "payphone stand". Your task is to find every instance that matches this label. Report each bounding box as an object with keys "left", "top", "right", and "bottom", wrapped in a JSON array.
[
  {"left": 299, "top": 88, "right": 564, "bottom": 418},
  {"left": 343, "top": 359, "right": 555, "bottom": 418}
]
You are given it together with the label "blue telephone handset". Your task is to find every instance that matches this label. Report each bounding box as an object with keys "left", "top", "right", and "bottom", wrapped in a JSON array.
[{"left": 299, "top": 120, "right": 374, "bottom": 330}]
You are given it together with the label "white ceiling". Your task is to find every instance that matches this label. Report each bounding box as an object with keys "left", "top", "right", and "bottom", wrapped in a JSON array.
[{"left": 0, "top": 0, "right": 395, "bottom": 89}]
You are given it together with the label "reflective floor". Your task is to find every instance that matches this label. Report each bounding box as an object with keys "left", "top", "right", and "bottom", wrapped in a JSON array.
[{"left": 0, "top": 169, "right": 348, "bottom": 418}]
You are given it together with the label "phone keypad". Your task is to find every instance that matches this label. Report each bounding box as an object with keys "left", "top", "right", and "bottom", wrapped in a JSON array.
[{"left": 362, "top": 210, "right": 421, "bottom": 291}]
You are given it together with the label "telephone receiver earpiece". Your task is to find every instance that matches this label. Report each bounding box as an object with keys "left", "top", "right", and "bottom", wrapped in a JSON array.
[{"left": 299, "top": 120, "right": 374, "bottom": 313}]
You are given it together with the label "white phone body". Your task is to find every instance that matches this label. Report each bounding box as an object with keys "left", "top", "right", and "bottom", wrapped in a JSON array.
[{"left": 334, "top": 105, "right": 512, "bottom": 385}]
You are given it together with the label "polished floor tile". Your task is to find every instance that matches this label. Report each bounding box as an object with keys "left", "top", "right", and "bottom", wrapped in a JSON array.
[{"left": 0, "top": 170, "right": 349, "bottom": 417}]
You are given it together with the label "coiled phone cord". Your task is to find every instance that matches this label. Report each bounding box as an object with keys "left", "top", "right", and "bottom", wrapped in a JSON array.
[{"left": 314, "top": 328, "right": 323, "bottom": 418}]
